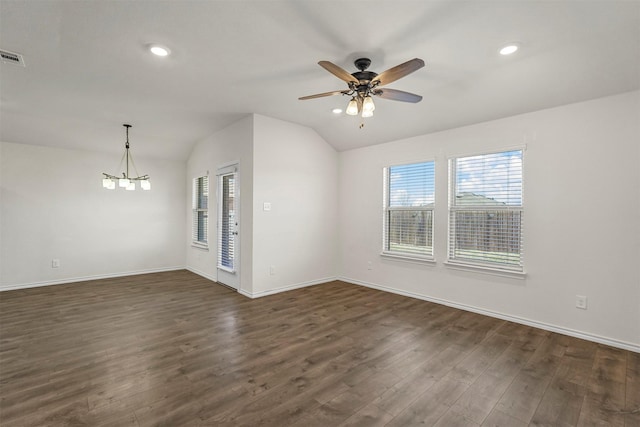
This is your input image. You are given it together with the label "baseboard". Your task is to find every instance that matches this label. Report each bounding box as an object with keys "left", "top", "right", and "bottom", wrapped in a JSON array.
[
  {"left": 240, "top": 276, "right": 338, "bottom": 299},
  {"left": 339, "top": 276, "right": 640, "bottom": 353},
  {"left": 185, "top": 266, "right": 217, "bottom": 283},
  {"left": 238, "top": 288, "right": 253, "bottom": 298},
  {"left": 0, "top": 266, "right": 186, "bottom": 292}
]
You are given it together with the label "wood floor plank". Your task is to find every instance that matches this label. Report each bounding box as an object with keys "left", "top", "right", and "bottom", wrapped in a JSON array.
[
  {"left": 386, "top": 376, "right": 470, "bottom": 426},
  {"left": 481, "top": 408, "right": 528, "bottom": 427},
  {"left": 290, "top": 370, "right": 399, "bottom": 427},
  {"left": 433, "top": 408, "right": 481, "bottom": 427},
  {"left": 494, "top": 331, "right": 566, "bottom": 423},
  {"left": 446, "top": 330, "right": 512, "bottom": 385},
  {"left": 626, "top": 351, "right": 640, "bottom": 426},
  {"left": 448, "top": 371, "right": 513, "bottom": 424},
  {"left": 338, "top": 402, "right": 395, "bottom": 427},
  {"left": 577, "top": 345, "right": 627, "bottom": 427},
  {"left": 0, "top": 270, "right": 637, "bottom": 426},
  {"left": 530, "top": 336, "right": 593, "bottom": 426}
]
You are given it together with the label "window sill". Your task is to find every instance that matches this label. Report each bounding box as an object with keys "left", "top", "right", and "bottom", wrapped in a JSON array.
[
  {"left": 444, "top": 261, "right": 526, "bottom": 279},
  {"left": 217, "top": 265, "right": 236, "bottom": 274},
  {"left": 191, "top": 243, "right": 209, "bottom": 251},
  {"left": 380, "top": 252, "right": 436, "bottom": 265}
]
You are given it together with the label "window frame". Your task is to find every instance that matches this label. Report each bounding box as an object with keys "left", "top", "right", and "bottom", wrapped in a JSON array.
[
  {"left": 192, "top": 175, "right": 209, "bottom": 249},
  {"left": 382, "top": 160, "right": 436, "bottom": 262},
  {"left": 447, "top": 147, "right": 525, "bottom": 274}
]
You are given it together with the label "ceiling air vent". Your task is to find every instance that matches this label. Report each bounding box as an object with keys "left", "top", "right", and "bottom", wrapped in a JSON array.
[{"left": 0, "top": 49, "right": 25, "bottom": 67}]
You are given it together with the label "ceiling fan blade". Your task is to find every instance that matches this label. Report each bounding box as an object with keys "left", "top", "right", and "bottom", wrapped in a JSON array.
[
  {"left": 373, "top": 88, "right": 423, "bottom": 103},
  {"left": 298, "top": 90, "right": 349, "bottom": 100},
  {"left": 372, "top": 58, "right": 425, "bottom": 87},
  {"left": 318, "top": 61, "right": 358, "bottom": 84}
]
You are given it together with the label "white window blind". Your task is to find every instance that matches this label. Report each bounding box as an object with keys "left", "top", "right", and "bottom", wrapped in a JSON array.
[
  {"left": 192, "top": 176, "right": 209, "bottom": 247},
  {"left": 383, "top": 161, "right": 435, "bottom": 259},
  {"left": 448, "top": 149, "right": 523, "bottom": 270},
  {"left": 217, "top": 171, "right": 236, "bottom": 271}
]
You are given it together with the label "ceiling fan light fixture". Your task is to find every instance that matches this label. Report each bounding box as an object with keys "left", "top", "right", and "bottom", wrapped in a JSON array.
[
  {"left": 299, "top": 57, "right": 424, "bottom": 126},
  {"left": 362, "top": 95, "right": 375, "bottom": 113},
  {"left": 346, "top": 98, "right": 359, "bottom": 116}
]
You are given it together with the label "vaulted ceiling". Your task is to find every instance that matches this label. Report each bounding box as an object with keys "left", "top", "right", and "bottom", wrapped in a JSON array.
[{"left": 1, "top": 1, "right": 639, "bottom": 160}]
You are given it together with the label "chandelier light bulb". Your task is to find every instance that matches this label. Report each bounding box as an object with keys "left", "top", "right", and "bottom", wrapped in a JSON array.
[
  {"left": 362, "top": 95, "right": 375, "bottom": 113},
  {"left": 126, "top": 181, "right": 136, "bottom": 191},
  {"left": 141, "top": 180, "right": 151, "bottom": 191},
  {"left": 119, "top": 178, "right": 130, "bottom": 188},
  {"left": 361, "top": 109, "right": 374, "bottom": 118},
  {"left": 102, "top": 178, "right": 116, "bottom": 190},
  {"left": 346, "top": 98, "right": 359, "bottom": 116}
]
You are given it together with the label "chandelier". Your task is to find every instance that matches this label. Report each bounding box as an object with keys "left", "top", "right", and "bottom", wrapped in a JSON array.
[{"left": 102, "top": 124, "right": 150, "bottom": 191}]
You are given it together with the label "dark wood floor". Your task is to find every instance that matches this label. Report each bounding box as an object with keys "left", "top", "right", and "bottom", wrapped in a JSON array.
[{"left": 0, "top": 270, "right": 638, "bottom": 426}]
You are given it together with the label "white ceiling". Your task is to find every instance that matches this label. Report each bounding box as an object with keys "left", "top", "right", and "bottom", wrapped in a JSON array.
[{"left": 1, "top": 1, "right": 639, "bottom": 160}]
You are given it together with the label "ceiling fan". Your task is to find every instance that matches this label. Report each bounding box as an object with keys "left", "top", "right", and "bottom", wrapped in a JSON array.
[{"left": 299, "top": 57, "right": 425, "bottom": 119}]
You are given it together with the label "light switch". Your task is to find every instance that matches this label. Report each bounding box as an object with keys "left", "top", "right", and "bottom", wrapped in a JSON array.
[{"left": 263, "top": 202, "right": 271, "bottom": 211}]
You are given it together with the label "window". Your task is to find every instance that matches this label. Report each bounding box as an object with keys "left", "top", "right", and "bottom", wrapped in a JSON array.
[
  {"left": 448, "top": 149, "right": 523, "bottom": 271},
  {"left": 383, "top": 161, "right": 435, "bottom": 259},
  {"left": 192, "top": 175, "right": 209, "bottom": 247}
]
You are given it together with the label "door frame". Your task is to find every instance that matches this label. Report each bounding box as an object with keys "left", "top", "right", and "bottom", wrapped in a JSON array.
[{"left": 216, "top": 162, "right": 240, "bottom": 291}]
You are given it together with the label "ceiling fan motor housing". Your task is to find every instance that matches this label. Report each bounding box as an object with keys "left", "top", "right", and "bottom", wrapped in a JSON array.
[
  {"left": 354, "top": 57, "right": 371, "bottom": 71},
  {"left": 351, "top": 58, "right": 378, "bottom": 95},
  {"left": 352, "top": 70, "right": 378, "bottom": 83}
]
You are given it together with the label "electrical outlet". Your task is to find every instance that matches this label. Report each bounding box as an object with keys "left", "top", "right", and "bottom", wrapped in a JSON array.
[
  {"left": 52, "top": 259, "right": 60, "bottom": 268},
  {"left": 367, "top": 261, "right": 372, "bottom": 270},
  {"left": 270, "top": 265, "right": 276, "bottom": 276},
  {"left": 576, "top": 295, "right": 587, "bottom": 310}
]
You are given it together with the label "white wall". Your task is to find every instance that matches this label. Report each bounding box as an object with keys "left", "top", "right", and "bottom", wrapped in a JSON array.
[
  {"left": 0, "top": 141, "right": 186, "bottom": 290},
  {"left": 338, "top": 91, "right": 640, "bottom": 350},
  {"left": 185, "top": 116, "right": 254, "bottom": 292},
  {"left": 252, "top": 114, "right": 338, "bottom": 296},
  {"left": 185, "top": 114, "right": 338, "bottom": 297}
]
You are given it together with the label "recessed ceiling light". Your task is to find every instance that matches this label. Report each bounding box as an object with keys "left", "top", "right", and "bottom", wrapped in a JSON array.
[
  {"left": 332, "top": 108, "right": 343, "bottom": 114},
  {"left": 499, "top": 44, "right": 519, "bottom": 55},
  {"left": 149, "top": 45, "right": 170, "bottom": 57}
]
